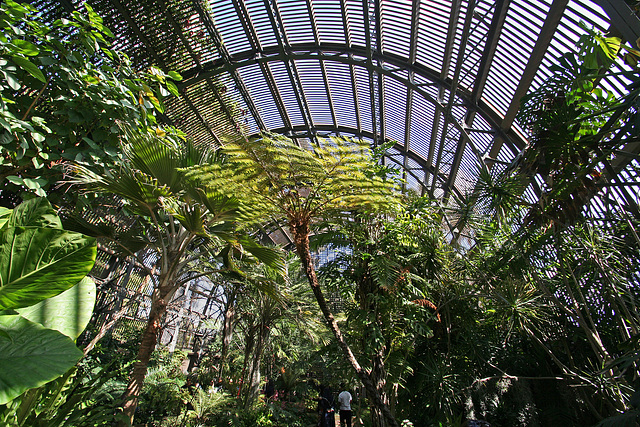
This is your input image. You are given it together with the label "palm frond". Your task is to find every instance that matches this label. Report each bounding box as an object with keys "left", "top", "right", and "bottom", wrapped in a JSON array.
[{"left": 237, "top": 235, "right": 285, "bottom": 274}]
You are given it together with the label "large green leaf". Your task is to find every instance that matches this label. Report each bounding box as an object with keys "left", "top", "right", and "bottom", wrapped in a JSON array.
[
  {"left": 7, "top": 197, "right": 61, "bottom": 229},
  {"left": 0, "top": 315, "right": 83, "bottom": 404},
  {"left": 11, "top": 55, "right": 46, "bottom": 82},
  {"left": 17, "top": 277, "right": 96, "bottom": 339},
  {"left": 0, "top": 227, "right": 96, "bottom": 310},
  {"left": 0, "top": 207, "right": 11, "bottom": 229}
]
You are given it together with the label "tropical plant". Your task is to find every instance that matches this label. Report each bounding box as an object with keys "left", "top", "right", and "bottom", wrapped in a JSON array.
[
  {"left": 0, "top": 0, "right": 181, "bottom": 200},
  {"left": 419, "top": 25, "right": 640, "bottom": 424},
  {"left": 0, "top": 197, "right": 97, "bottom": 424},
  {"left": 231, "top": 254, "right": 321, "bottom": 408},
  {"left": 319, "top": 197, "right": 448, "bottom": 426},
  {"left": 69, "top": 125, "right": 284, "bottom": 424},
  {"left": 180, "top": 387, "right": 234, "bottom": 426},
  {"left": 185, "top": 133, "right": 401, "bottom": 426}
]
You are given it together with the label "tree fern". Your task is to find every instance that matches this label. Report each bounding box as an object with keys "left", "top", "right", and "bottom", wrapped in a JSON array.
[{"left": 184, "top": 133, "right": 402, "bottom": 427}]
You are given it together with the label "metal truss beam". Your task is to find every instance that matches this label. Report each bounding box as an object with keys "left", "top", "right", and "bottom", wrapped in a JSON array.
[
  {"left": 157, "top": 0, "right": 240, "bottom": 136},
  {"left": 374, "top": 0, "right": 385, "bottom": 145},
  {"left": 339, "top": 0, "right": 362, "bottom": 133},
  {"left": 306, "top": 0, "right": 338, "bottom": 129},
  {"left": 489, "top": 0, "right": 569, "bottom": 159},
  {"left": 229, "top": 0, "right": 293, "bottom": 130},
  {"left": 263, "top": 0, "right": 316, "bottom": 142},
  {"left": 403, "top": 0, "right": 421, "bottom": 192},
  {"left": 180, "top": 44, "right": 524, "bottom": 154},
  {"left": 191, "top": 0, "right": 266, "bottom": 131},
  {"left": 363, "top": 0, "right": 379, "bottom": 145},
  {"left": 430, "top": 0, "right": 477, "bottom": 197},
  {"left": 107, "top": 0, "right": 220, "bottom": 143},
  {"left": 426, "top": 0, "right": 461, "bottom": 195},
  {"left": 443, "top": 0, "right": 511, "bottom": 201}
]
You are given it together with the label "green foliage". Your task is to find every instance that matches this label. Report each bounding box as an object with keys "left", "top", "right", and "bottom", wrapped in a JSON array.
[
  {"left": 0, "top": 315, "right": 84, "bottom": 406},
  {"left": 0, "top": 226, "right": 95, "bottom": 310},
  {"left": 0, "top": 1, "right": 181, "bottom": 199},
  {"left": 0, "top": 198, "right": 96, "bottom": 405},
  {"left": 17, "top": 277, "right": 95, "bottom": 340},
  {"left": 181, "top": 387, "right": 235, "bottom": 426},
  {"left": 70, "top": 124, "right": 283, "bottom": 272},
  {"left": 184, "top": 134, "right": 400, "bottom": 226},
  {"left": 440, "top": 27, "right": 640, "bottom": 422},
  {"left": 513, "top": 26, "right": 640, "bottom": 227},
  {"left": 136, "top": 364, "right": 188, "bottom": 425}
]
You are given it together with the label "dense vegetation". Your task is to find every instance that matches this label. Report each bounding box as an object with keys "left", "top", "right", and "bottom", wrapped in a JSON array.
[{"left": 0, "top": 2, "right": 639, "bottom": 427}]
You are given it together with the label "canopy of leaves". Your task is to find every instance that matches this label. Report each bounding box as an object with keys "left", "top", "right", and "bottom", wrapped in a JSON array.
[
  {"left": 0, "top": 1, "right": 181, "bottom": 201},
  {"left": 184, "top": 134, "right": 401, "bottom": 229}
]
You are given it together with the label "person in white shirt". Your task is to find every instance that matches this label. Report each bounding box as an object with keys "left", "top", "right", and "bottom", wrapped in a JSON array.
[{"left": 337, "top": 383, "right": 352, "bottom": 427}]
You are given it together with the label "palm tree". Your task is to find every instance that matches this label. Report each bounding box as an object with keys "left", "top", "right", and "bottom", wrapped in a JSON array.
[
  {"left": 70, "top": 125, "right": 283, "bottom": 424},
  {"left": 185, "top": 134, "right": 401, "bottom": 426},
  {"left": 232, "top": 253, "right": 322, "bottom": 408}
]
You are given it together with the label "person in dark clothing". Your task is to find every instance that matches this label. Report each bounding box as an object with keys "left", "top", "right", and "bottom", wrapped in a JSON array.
[
  {"left": 264, "top": 377, "right": 275, "bottom": 399},
  {"left": 317, "top": 384, "right": 335, "bottom": 427}
]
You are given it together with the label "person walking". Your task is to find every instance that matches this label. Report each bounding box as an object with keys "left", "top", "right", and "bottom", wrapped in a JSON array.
[
  {"left": 317, "top": 384, "right": 335, "bottom": 427},
  {"left": 337, "top": 383, "right": 352, "bottom": 427}
]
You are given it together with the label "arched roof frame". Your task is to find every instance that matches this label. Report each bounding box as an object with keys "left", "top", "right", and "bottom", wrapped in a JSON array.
[{"left": 40, "top": 0, "right": 640, "bottom": 222}]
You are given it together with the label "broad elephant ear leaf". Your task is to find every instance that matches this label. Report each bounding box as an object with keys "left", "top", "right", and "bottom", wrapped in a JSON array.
[
  {"left": 0, "top": 227, "right": 96, "bottom": 310},
  {"left": 17, "top": 277, "right": 96, "bottom": 339},
  {"left": 7, "top": 197, "right": 62, "bottom": 229},
  {"left": 0, "top": 315, "right": 83, "bottom": 404}
]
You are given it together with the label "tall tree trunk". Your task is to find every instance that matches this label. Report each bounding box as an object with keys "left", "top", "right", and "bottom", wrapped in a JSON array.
[
  {"left": 121, "top": 291, "right": 168, "bottom": 425},
  {"left": 239, "top": 326, "right": 255, "bottom": 399},
  {"left": 218, "top": 289, "right": 237, "bottom": 383},
  {"left": 370, "top": 345, "right": 390, "bottom": 427},
  {"left": 290, "top": 219, "right": 399, "bottom": 427},
  {"left": 245, "top": 323, "right": 269, "bottom": 408}
]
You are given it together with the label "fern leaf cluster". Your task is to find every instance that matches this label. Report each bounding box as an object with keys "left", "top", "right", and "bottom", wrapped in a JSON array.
[{"left": 183, "top": 134, "right": 401, "bottom": 228}]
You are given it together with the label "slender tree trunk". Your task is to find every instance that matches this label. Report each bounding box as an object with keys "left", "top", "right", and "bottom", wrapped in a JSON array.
[
  {"left": 238, "top": 327, "right": 255, "bottom": 399},
  {"left": 218, "top": 289, "right": 237, "bottom": 383},
  {"left": 370, "top": 344, "right": 390, "bottom": 427},
  {"left": 357, "top": 254, "right": 393, "bottom": 427},
  {"left": 245, "top": 323, "right": 269, "bottom": 408},
  {"left": 290, "top": 219, "right": 398, "bottom": 427},
  {"left": 121, "top": 291, "right": 168, "bottom": 425}
]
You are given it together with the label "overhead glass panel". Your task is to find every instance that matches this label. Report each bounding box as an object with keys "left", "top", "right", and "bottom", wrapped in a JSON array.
[
  {"left": 415, "top": 0, "right": 450, "bottom": 73},
  {"left": 278, "top": 0, "right": 315, "bottom": 44},
  {"left": 483, "top": 2, "right": 547, "bottom": 117},
  {"left": 383, "top": 74, "right": 408, "bottom": 146},
  {"left": 296, "top": 60, "right": 333, "bottom": 125},
  {"left": 343, "top": 0, "right": 366, "bottom": 47},
  {"left": 209, "top": 0, "right": 250, "bottom": 55},
  {"left": 409, "top": 94, "right": 436, "bottom": 159},
  {"left": 446, "top": 1, "right": 471, "bottom": 82},
  {"left": 355, "top": 66, "right": 373, "bottom": 132},
  {"left": 176, "top": 7, "right": 220, "bottom": 65},
  {"left": 269, "top": 62, "right": 306, "bottom": 126},
  {"left": 244, "top": 0, "right": 279, "bottom": 48},
  {"left": 458, "top": 0, "right": 491, "bottom": 90},
  {"left": 381, "top": 0, "right": 412, "bottom": 59},
  {"left": 314, "top": 0, "right": 347, "bottom": 44},
  {"left": 325, "top": 61, "right": 358, "bottom": 129},
  {"left": 237, "top": 64, "right": 284, "bottom": 129},
  {"left": 42, "top": 0, "right": 639, "bottom": 219}
]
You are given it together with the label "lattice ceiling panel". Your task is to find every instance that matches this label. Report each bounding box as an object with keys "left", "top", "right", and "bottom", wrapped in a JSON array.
[{"left": 39, "top": 0, "right": 640, "bottom": 215}]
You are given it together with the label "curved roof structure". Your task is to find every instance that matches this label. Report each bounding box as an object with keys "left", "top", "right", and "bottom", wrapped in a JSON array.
[{"left": 41, "top": 0, "right": 640, "bottom": 218}]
